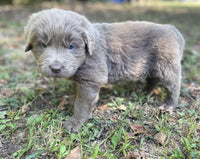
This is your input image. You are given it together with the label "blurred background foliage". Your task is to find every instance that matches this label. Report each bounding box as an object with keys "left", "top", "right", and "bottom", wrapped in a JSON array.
[{"left": 1, "top": 0, "right": 200, "bottom": 5}]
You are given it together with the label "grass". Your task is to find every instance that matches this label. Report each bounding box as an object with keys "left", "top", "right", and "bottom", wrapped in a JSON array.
[{"left": 0, "top": 1, "right": 200, "bottom": 159}]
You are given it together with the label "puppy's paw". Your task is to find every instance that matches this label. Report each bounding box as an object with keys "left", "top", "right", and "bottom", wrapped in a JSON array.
[
  {"left": 63, "top": 116, "right": 84, "bottom": 132},
  {"left": 159, "top": 104, "right": 174, "bottom": 115}
]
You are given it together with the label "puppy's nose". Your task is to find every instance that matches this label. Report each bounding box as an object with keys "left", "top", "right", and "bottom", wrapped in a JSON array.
[{"left": 49, "top": 65, "right": 61, "bottom": 73}]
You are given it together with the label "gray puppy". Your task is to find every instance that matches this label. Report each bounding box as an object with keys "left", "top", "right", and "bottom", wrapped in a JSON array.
[{"left": 25, "top": 9, "right": 185, "bottom": 132}]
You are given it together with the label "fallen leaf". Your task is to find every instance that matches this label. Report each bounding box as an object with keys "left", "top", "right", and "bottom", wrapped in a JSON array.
[
  {"left": 0, "top": 79, "right": 8, "bottom": 85},
  {"left": 154, "top": 132, "right": 167, "bottom": 145},
  {"left": 130, "top": 124, "right": 145, "bottom": 134},
  {"left": 21, "top": 105, "right": 30, "bottom": 114},
  {"left": 126, "top": 150, "right": 145, "bottom": 159},
  {"left": 98, "top": 105, "right": 108, "bottom": 112},
  {"left": 131, "top": 113, "right": 138, "bottom": 117},
  {"left": 2, "top": 88, "right": 12, "bottom": 97},
  {"left": 103, "top": 84, "right": 114, "bottom": 89},
  {"left": 35, "top": 85, "right": 48, "bottom": 91},
  {"left": 129, "top": 124, "right": 151, "bottom": 135},
  {"left": 159, "top": 105, "right": 173, "bottom": 115},
  {"left": 153, "top": 87, "right": 162, "bottom": 95},
  {"left": 188, "top": 83, "right": 200, "bottom": 96},
  {"left": 110, "top": 116, "right": 117, "bottom": 121},
  {"left": 58, "top": 96, "right": 69, "bottom": 110},
  {"left": 59, "top": 120, "right": 63, "bottom": 138},
  {"left": 118, "top": 105, "right": 127, "bottom": 111},
  {"left": 65, "top": 146, "right": 81, "bottom": 159},
  {"left": 126, "top": 152, "right": 135, "bottom": 159}
]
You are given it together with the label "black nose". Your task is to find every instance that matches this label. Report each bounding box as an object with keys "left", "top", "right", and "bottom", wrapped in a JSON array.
[{"left": 49, "top": 65, "right": 61, "bottom": 73}]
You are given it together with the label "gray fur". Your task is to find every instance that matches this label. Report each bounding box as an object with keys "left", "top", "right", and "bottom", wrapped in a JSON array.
[{"left": 24, "top": 9, "right": 185, "bottom": 132}]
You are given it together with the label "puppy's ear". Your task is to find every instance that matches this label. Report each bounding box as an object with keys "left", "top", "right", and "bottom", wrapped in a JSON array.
[
  {"left": 83, "top": 29, "right": 95, "bottom": 56},
  {"left": 25, "top": 43, "right": 32, "bottom": 52}
]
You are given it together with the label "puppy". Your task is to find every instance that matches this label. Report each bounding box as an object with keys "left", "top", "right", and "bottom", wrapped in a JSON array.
[{"left": 24, "top": 9, "right": 185, "bottom": 132}]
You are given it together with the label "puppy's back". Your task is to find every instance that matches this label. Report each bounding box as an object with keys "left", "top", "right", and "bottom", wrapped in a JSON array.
[{"left": 93, "top": 21, "right": 184, "bottom": 82}]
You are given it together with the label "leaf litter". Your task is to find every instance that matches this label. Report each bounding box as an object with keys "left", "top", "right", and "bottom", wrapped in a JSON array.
[{"left": 65, "top": 146, "right": 81, "bottom": 159}]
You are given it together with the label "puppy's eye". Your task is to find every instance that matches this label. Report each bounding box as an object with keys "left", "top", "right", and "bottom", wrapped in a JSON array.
[
  {"left": 41, "top": 43, "right": 47, "bottom": 48},
  {"left": 39, "top": 42, "right": 47, "bottom": 48},
  {"left": 67, "top": 45, "right": 74, "bottom": 50}
]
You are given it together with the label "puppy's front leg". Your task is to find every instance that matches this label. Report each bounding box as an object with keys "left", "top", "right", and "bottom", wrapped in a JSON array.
[{"left": 64, "top": 82, "right": 100, "bottom": 132}]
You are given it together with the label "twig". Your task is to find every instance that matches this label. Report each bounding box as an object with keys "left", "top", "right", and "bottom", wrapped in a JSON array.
[
  {"left": 0, "top": 107, "right": 8, "bottom": 111},
  {"left": 97, "top": 127, "right": 104, "bottom": 138},
  {"left": 39, "top": 94, "right": 49, "bottom": 104},
  {"left": 180, "top": 89, "right": 195, "bottom": 101}
]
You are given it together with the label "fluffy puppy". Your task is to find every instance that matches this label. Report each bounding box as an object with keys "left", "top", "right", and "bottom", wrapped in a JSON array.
[{"left": 24, "top": 9, "right": 185, "bottom": 132}]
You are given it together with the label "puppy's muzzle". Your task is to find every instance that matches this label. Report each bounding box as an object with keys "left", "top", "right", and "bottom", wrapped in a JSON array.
[{"left": 49, "top": 65, "right": 62, "bottom": 74}]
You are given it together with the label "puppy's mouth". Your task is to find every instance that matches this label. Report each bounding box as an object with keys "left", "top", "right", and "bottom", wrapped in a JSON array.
[
  {"left": 39, "top": 67, "right": 76, "bottom": 78},
  {"left": 49, "top": 73, "right": 62, "bottom": 78},
  {"left": 43, "top": 72, "right": 71, "bottom": 78}
]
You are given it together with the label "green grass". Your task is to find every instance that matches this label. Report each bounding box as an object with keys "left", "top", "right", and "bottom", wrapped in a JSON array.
[{"left": 0, "top": 1, "right": 200, "bottom": 158}]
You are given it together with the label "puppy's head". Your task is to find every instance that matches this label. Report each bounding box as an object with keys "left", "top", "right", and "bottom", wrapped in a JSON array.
[{"left": 24, "top": 9, "right": 95, "bottom": 78}]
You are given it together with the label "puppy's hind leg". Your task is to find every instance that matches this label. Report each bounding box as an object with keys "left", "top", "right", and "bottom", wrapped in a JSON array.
[{"left": 159, "top": 68, "right": 181, "bottom": 114}]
